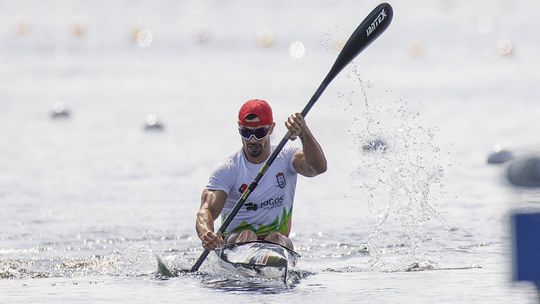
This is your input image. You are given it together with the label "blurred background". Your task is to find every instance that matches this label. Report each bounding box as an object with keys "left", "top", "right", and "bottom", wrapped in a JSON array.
[{"left": 1, "top": 0, "right": 539, "bottom": 303}]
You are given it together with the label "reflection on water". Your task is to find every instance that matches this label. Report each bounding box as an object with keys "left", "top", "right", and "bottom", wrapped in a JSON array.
[
  {"left": 203, "top": 277, "right": 292, "bottom": 294},
  {"left": 200, "top": 268, "right": 314, "bottom": 293}
]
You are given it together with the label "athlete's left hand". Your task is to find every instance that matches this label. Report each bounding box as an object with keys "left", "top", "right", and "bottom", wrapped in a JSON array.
[{"left": 285, "top": 113, "right": 305, "bottom": 141}]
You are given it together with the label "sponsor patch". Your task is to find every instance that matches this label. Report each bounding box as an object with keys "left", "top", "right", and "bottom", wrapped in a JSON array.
[{"left": 276, "top": 172, "right": 286, "bottom": 189}]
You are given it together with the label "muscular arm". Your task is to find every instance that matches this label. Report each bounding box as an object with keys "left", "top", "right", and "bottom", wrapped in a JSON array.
[
  {"left": 286, "top": 113, "right": 327, "bottom": 177},
  {"left": 195, "top": 189, "right": 228, "bottom": 250}
]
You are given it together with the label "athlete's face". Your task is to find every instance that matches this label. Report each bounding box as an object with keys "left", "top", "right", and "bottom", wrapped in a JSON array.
[{"left": 239, "top": 124, "right": 274, "bottom": 158}]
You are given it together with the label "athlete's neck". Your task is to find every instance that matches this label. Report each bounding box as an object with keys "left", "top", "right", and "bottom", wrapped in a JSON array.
[{"left": 243, "top": 147, "right": 271, "bottom": 164}]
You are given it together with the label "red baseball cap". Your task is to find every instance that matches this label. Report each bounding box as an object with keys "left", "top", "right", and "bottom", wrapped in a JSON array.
[{"left": 238, "top": 99, "right": 273, "bottom": 127}]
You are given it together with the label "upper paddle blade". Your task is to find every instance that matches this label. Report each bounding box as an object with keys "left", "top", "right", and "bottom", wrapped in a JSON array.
[{"left": 326, "top": 3, "right": 393, "bottom": 84}]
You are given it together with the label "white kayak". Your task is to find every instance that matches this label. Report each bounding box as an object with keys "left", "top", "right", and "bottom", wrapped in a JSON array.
[{"left": 215, "top": 240, "right": 300, "bottom": 284}]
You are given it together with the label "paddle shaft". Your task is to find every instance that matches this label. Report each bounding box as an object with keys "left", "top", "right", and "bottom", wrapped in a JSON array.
[{"left": 190, "top": 3, "right": 393, "bottom": 272}]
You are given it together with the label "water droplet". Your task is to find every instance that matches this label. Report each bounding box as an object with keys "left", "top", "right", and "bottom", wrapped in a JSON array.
[
  {"left": 289, "top": 41, "right": 305, "bottom": 59},
  {"left": 496, "top": 38, "right": 512, "bottom": 56},
  {"left": 136, "top": 29, "right": 153, "bottom": 48}
]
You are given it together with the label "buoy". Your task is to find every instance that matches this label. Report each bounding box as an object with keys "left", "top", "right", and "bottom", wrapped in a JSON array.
[
  {"left": 487, "top": 146, "right": 514, "bottom": 164},
  {"left": 51, "top": 102, "right": 70, "bottom": 119},
  {"left": 144, "top": 114, "right": 164, "bottom": 131},
  {"left": 507, "top": 156, "right": 540, "bottom": 187}
]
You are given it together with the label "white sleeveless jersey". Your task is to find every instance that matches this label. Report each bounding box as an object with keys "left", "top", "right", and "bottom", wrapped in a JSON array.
[{"left": 206, "top": 146, "right": 300, "bottom": 237}]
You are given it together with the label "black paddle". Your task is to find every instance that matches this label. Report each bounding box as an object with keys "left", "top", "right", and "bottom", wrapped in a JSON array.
[{"left": 190, "top": 2, "right": 393, "bottom": 272}]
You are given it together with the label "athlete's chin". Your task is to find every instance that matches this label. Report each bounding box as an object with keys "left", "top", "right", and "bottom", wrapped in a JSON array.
[
  {"left": 247, "top": 145, "right": 262, "bottom": 157},
  {"left": 247, "top": 150, "right": 262, "bottom": 157}
]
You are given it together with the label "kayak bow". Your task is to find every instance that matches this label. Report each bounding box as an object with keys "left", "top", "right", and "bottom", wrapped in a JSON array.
[{"left": 215, "top": 241, "right": 300, "bottom": 284}]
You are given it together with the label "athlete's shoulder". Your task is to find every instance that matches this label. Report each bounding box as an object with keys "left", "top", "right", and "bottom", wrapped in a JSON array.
[{"left": 213, "top": 149, "right": 242, "bottom": 172}]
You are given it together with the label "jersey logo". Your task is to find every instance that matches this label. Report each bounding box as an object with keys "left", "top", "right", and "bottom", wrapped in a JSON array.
[
  {"left": 276, "top": 172, "right": 286, "bottom": 189},
  {"left": 239, "top": 183, "right": 248, "bottom": 193},
  {"left": 245, "top": 196, "right": 284, "bottom": 212},
  {"left": 245, "top": 202, "right": 258, "bottom": 211}
]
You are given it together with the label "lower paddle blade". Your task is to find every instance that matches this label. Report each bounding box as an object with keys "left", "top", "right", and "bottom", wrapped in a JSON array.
[{"left": 155, "top": 254, "right": 176, "bottom": 278}]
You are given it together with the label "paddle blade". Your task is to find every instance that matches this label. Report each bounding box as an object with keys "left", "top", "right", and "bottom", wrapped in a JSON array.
[
  {"left": 155, "top": 254, "right": 176, "bottom": 278},
  {"left": 326, "top": 3, "right": 393, "bottom": 83}
]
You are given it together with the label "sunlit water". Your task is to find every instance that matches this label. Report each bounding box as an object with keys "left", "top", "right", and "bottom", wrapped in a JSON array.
[{"left": 1, "top": 0, "right": 540, "bottom": 302}]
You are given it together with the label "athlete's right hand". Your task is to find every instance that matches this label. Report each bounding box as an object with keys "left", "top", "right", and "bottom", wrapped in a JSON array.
[{"left": 201, "top": 231, "right": 223, "bottom": 251}]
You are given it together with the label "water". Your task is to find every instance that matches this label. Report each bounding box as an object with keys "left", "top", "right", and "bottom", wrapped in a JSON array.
[{"left": 1, "top": 0, "right": 540, "bottom": 302}]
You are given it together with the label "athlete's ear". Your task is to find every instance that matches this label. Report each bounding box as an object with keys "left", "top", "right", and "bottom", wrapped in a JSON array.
[{"left": 269, "top": 122, "right": 276, "bottom": 134}]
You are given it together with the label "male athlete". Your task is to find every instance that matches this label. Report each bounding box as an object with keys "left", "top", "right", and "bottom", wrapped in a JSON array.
[{"left": 195, "top": 99, "right": 327, "bottom": 251}]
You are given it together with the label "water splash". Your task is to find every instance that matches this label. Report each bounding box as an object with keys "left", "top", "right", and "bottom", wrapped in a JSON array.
[
  {"left": 338, "top": 68, "right": 450, "bottom": 272},
  {"left": 0, "top": 254, "right": 126, "bottom": 279},
  {"left": 0, "top": 243, "right": 163, "bottom": 279}
]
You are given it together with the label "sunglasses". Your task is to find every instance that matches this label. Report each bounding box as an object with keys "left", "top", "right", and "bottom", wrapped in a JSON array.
[{"left": 238, "top": 127, "right": 270, "bottom": 140}]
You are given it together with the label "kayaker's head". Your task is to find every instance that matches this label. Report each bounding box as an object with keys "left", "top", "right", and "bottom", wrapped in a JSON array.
[{"left": 238, "top": 99, "right": 275, "bottom": 159}]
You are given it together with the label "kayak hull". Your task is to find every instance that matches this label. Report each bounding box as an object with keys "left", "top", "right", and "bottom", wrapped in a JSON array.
[{"left": 215, "top": 240, "right": 300, "bottom": 283}]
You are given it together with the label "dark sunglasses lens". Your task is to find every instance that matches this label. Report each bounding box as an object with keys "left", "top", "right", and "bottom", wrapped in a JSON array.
[
  {"left": 239, "top": 128, "right": 251, "bottom": 139},
  {"left": 252, "top": 128, "right": 268, "bottom": 139},
  {"left": 239, "top": 128, "right": 268, "bottom": 139}
]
